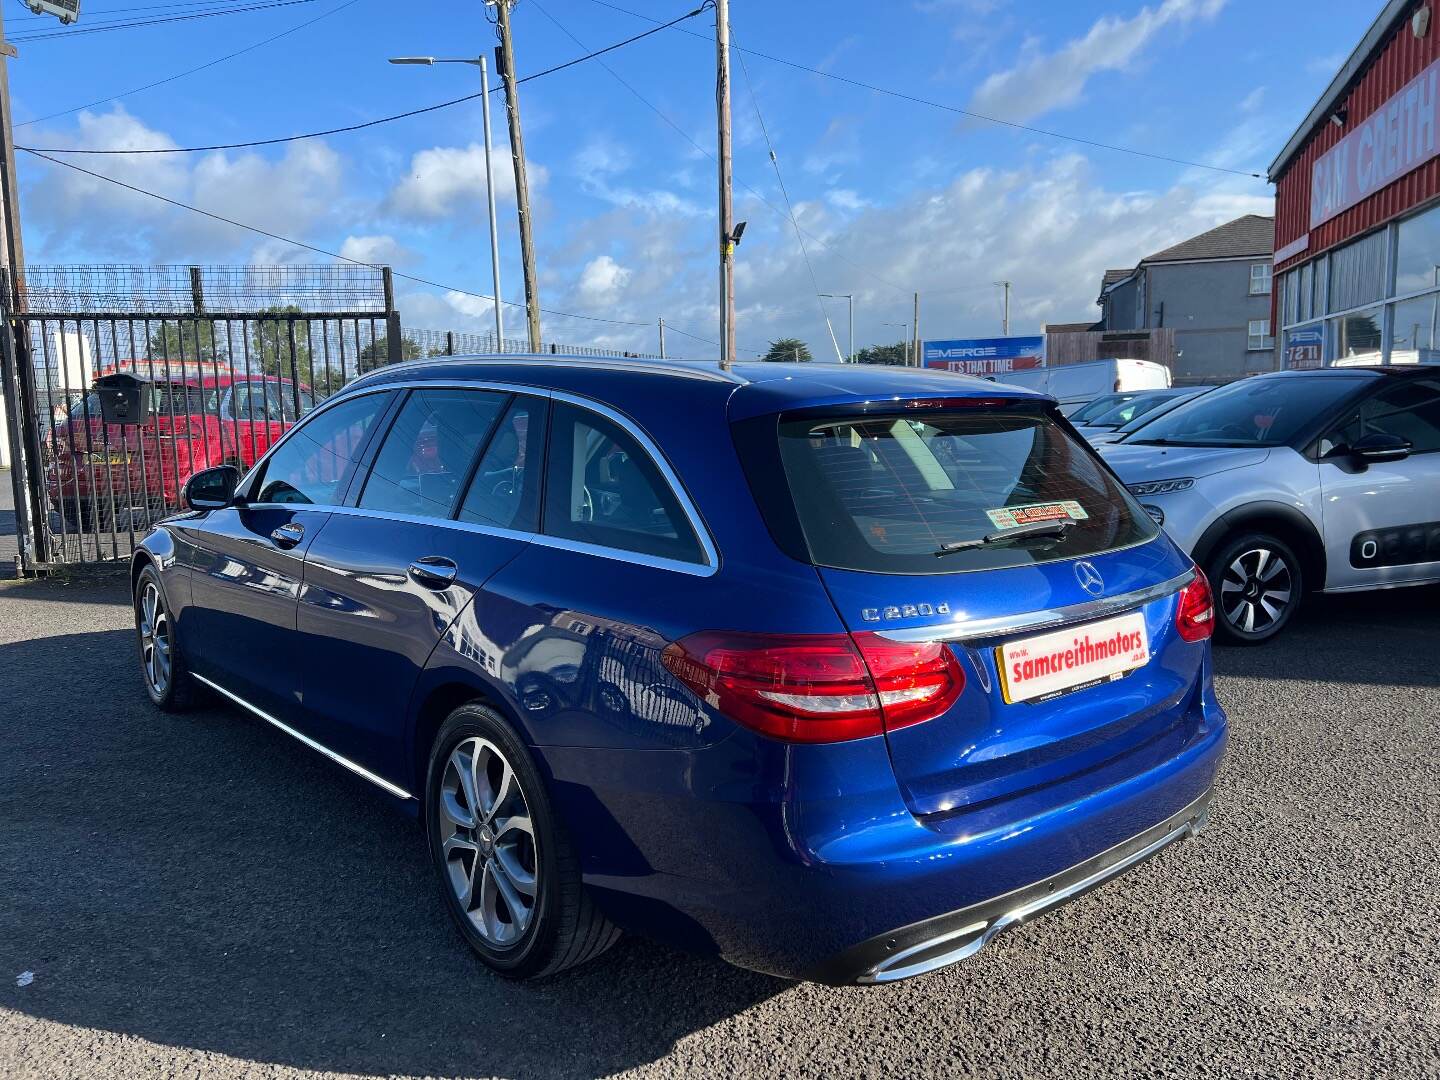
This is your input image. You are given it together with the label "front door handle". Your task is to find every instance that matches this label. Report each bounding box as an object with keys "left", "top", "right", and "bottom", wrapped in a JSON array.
[
  {"left": 270, "top": 522, "right": 305, "bottom": 550},
  {"left": 408, "top": 556, "right": 458, "bottom": 590}
]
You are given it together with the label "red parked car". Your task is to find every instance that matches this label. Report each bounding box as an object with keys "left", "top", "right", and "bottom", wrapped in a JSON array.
[{"left": 46, "top": 360, "right": 315, "bottom": 530}]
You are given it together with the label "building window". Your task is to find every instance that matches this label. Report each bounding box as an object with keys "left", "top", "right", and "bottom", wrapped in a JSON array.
[
  {"left": 1328, "top": 231, "right": 1388, "bottom": 313},
  {"left": 1249, "top": 262, "right": 1272, "bottom": 295},
  {"left": 1394, "top": 202, "right": 1440, "bottom": 297},
  {"left": 1334, "top": 309, "right": 1383, "bottom": 363},
  {"left": 1247, "top": 320, "right": 1275, "bottom": 351}
]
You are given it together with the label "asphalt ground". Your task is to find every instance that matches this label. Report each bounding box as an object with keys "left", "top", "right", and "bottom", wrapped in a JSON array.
[{"left": 1, "top": 576, "right": 1437, "bottom": 1079}]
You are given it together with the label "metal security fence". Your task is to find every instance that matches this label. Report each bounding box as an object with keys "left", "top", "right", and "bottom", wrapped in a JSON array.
[
  {"left": 402, "top": 325, "right": 660, "bottom": 360},
  {"left": 0, "top": 264, "right": 659, "bottom": 573}
]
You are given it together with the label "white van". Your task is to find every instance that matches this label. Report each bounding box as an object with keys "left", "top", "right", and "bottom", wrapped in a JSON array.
[{"left": 997, "top": 358, "right": 1171, "bottom": 414}]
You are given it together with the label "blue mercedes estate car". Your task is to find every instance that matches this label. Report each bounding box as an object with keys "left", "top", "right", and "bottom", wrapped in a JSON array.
[{"left": 131, "top": 357, "right": 1227, "bottom": 984}]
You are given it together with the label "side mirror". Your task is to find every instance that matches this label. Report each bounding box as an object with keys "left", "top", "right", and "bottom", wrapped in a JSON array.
[
  {"left": 183, "top": 465, "right": 241, "bottom": 511},
  {"left": 1352, "top": 432, "right": 1413, "bottom": 465}
]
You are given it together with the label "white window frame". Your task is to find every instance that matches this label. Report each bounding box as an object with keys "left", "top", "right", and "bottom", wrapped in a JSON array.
[
  {"left": 1249, "top": 262, "right": 1273, "bottom": 296},
  {"left": 1247, "top": 319, "right": 1275, "bottom": 351}
]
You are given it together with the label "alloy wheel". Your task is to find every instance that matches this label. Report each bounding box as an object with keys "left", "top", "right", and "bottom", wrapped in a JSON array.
[
  {"left": 137, "top": 582, "right": 172, "bottom": 696},
  {"left": 1218, "top": 547, "right": 1293, "bottom": 636},
  {"left": 438, "top": 737, "right": 539, "bottom": 949}
]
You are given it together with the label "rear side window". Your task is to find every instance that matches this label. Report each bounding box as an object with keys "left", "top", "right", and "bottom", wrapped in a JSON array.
[
  {"left": 772, "top": 406, "right": 1158, "bottom": 574},
  {"left": 359, "top": 389, "right": 508, "bottom": 519},
  {"left": 542, "top": 402, "right": 705, "bottom": 565}
]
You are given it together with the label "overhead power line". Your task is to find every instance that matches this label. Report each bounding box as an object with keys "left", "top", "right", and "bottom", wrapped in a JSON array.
[
  {"left": 583, "top": 0, "right": 1266, "bottom": 179},
  {"left": 19, "top": 5, "right": 710, "bottom": 155},
  {"left": 20, "top": 148, "right": 652, "bottom": 326},
  {"left": 21, "top": 147, "right": 743, "bottom": 351},
  {"left": 15, "top": 0, "right": 365, "bottom": 128},
  {"left": 527, "top": 0, "right": 913, "bottom": 298},
  {"left": 734, "top": 38, "right": 844, "bottom": 363},
  {"left": 9, "top": 0, "right": 321, "bottom": 41},
  {"left": 9, "top": 0, "right": 262, "bottom": 23}
]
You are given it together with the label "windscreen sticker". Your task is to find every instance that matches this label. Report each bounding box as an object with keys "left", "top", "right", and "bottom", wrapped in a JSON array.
[{"left": 985, "top": 500, "right": 1090, "bottom": 531}]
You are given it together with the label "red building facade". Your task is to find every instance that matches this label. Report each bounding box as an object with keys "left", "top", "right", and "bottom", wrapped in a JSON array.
[{"left": 1270, "top": 0, "right": 1440, "bottom": 368}]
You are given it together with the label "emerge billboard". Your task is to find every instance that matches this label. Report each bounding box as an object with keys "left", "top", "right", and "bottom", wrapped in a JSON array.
[{"left": 922, "top": 336, "right": 1045, "bottom": 377}]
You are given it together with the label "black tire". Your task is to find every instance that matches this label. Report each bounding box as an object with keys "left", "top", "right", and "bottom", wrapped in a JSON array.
[
  {"left": 1205, "top": 531, "right": 1304, "bottom": 645},
  {"left": 426, "top": 703, "right": 620, "bottom": 980},
  {"left": 133, "top": 564, "right": 200, "bottom": 711}
]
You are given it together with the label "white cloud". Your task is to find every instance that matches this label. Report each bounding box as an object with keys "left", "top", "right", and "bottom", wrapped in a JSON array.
[
  {"left": 24, "top": 107, "right": 348, "bottom": 263},
  {"left": 825, "top": 189, "right": 869, "bottom": 213},
  {"left": 387, "top": 143, "right": 545, "bottom": 221},
  {"left": 967, "top": 0, "right": 1227, "bottom": 122},
  {"left": 577, "top": 255, "right": 632, "bottom": 303},
  {"left": 339, "top": 234, "right": 411, "bottom": 265}
]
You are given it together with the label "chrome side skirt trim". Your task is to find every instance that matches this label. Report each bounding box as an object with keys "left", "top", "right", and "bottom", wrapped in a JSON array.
[
  {"left": 862, "top": 792, "right": 1212, "bottom": 983},
  {"left": 192, "top": 674, "right": 414, "bottom": 801},
  {"left": 874, "top": 568, "right": 1196, "bottom": 644}
]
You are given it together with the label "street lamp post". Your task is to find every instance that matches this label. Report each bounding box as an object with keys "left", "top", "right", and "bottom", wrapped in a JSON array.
[
  {"left": 390, "top": 55, "right": 506, "bottom": 351},
  {"left": 819, "top": 293, "right": 854, "bottom": 362}
]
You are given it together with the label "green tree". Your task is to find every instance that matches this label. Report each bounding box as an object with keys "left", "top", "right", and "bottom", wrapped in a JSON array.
[
  {"left": 854, "top": 341, "right": 910, "bottom": 366},
  {"left": 147, "top": 321, "right": 224, "bottom": 364},
  {"left": 357, "top": 334, "right": 423, "bottom": 374},
  {"left": 762, "top": 337, "right": 812, "bottom": 362},
  {"left": 250, "top": 305, "right": 311, "bottom": 379}
]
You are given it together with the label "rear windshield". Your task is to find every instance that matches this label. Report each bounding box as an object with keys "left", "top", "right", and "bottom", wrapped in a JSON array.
[{"left": 772, "top": 405, "right": 1158, "bottom": 574}]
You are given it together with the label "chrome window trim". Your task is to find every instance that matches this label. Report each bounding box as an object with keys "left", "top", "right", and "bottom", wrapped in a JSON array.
[
  {"left": 322, "top": 503, "right": 539, "bottom": 545},
  {"left": 873, "top": 568, "right": 1195, "bottom": 644},
  {"left": 191, "top": 673, "right": 414, "bottom": 801},
  {"left": 241, "top": 379, "right": 721, "bottom": 578}
]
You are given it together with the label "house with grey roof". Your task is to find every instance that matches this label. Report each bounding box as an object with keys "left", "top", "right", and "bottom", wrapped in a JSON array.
[{"left": 1096, "top": 214, "right": 1276, "bottom": 384}]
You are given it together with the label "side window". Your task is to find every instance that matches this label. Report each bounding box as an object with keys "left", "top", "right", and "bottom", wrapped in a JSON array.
[
  {"left": 253, "top": 392, "right": 390, "bottom": 505},
  {"left": 542, "top": 402, "right": 705, "bottom": 565},
  {"left": 1362, "top": 378, "right": 1440, "bottom": 454},
  {"left": 232, "top": 383, "right": 269, "bottom": 421},
  {"left": 359, "top": 389, "right": 507, "bottom": 519},
  {"left": 458, "top": 395, "right": 545, "bottom": 532}
]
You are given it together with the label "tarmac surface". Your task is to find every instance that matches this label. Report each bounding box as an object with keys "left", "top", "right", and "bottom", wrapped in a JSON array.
[{"left": 1, "top": 576, "right": 1437, "bottom": 1079}]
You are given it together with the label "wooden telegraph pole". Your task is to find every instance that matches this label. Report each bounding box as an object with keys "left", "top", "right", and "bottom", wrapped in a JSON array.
[
  {"left": 715, "top": 0, "right": 736, "bottom": 369},
  {"left": 0, "top": 10, "right": 26, "bottom": 312},
  {"left": 492, "top": 0, "right": 542, "bottom": 352}
]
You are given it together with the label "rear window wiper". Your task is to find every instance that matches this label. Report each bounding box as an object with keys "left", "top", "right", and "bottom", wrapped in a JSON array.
[{"left": 935, "top": 519, "right": 1074, "bottom": 556}]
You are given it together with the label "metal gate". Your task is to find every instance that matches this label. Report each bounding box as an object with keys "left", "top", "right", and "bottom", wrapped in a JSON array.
[{"left": 0, "top": 265, "right": 405, "bottom": 572}]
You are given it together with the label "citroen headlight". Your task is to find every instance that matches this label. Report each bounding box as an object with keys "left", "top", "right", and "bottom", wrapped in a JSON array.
[
  {"left": 1142, "top": 504, "right": 1165, "bottom": 526},
  {"left": 1126, "top": 477, "right": 1195, "bottom": 497}
]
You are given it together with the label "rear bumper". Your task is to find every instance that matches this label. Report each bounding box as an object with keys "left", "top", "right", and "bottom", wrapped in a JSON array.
[{"left": 806, "top": 787, "right": 1212, "bottom": 984}]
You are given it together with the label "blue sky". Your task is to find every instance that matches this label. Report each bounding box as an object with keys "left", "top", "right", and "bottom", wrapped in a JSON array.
[{"left": 9, "top": 0, "right": 1380, "bottom": 357}]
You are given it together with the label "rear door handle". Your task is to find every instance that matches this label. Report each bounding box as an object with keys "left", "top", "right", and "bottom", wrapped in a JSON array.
[
  {"left": 408, "top": 556, "right": 458, "bottom": 590},
  {"left": 270, "top": 522, "right": 305, "bottom": 550}
]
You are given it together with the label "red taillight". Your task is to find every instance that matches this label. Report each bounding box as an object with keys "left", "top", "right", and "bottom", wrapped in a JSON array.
[
  {"left": 661, "top": 630, "right": 965, "bottom": 743},
  {"left": 1175, "top": 567, "right": 1215, "bottom": 643},
  {"left": 851, "top": 632, "right": 966, "bottom": 732}
]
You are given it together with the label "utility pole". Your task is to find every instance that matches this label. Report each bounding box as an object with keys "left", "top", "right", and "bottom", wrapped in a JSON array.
[
  {"left": 492, "top": 1, "right": 542, "bottom": 352},
  {"left": 912, "top": 292, "right": 920, "bottom": 367},
  {"left": 0, "top": 11, "right": 25, "bottom": 312},
  {"left": 715, "top": 0, "right": 736, "bottom": 370},
  {"left": 658, "top": 317, "right": 666, "bottom": 359},
  {"left": 995, "top": 280, "right": 1011, "bottom": 336}
]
